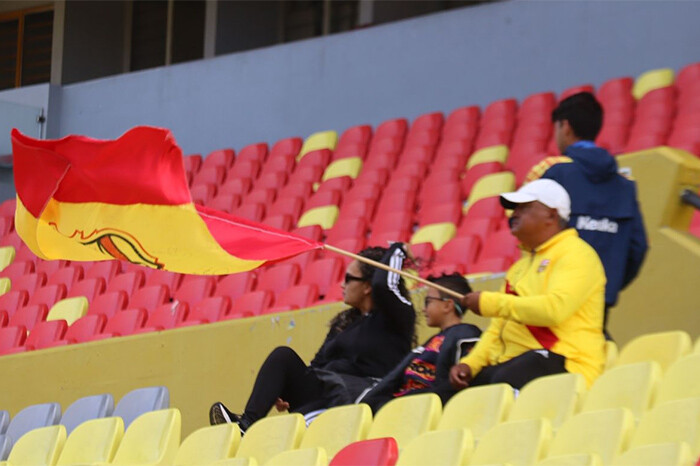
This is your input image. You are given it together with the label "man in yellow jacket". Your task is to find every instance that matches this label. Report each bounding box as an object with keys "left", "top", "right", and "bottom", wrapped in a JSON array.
[{"left": 450, "top": 179, "right": 606, "bottom": 390}]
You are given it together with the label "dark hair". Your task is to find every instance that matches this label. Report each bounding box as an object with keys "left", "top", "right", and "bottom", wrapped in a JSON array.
[
  {"left": 428, "top": 273, "right": 472, "bottom": 316},
  {"left": 551, "top": 92, "right": 603, "bottom": 141},
  {"left": 328, "top": 246, "right": 411, "bottom": 333}
]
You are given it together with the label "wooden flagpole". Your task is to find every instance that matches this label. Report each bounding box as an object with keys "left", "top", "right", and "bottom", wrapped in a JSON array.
[{"left": 323, "top": 244, "right": 466, "bottom": 300}]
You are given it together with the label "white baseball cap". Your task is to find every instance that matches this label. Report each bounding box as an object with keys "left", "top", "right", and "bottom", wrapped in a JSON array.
[{"left": 499, "top": 179, "right": 571, "bottom": 220}]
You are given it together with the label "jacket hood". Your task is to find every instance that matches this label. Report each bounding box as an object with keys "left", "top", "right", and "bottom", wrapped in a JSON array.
[{"left": 565, "top": 145, "right": 618, "bottom": 183}]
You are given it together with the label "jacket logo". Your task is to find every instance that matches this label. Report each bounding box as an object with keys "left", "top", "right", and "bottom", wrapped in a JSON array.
[
  {"left": 537, "top": 259, "right": 550, "bottom": 273},
  {"left": 576, "top": 216, "right": 619, "bottom": 233}
]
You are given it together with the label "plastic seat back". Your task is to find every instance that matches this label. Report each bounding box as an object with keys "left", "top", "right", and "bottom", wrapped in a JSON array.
[
  {"left": 60, "top": 393, "right": 115, "bottom": 435},
  {"left": 174, "top": 424, "right": 240, "bottom": 466},
  {"left": 437, "top": 383, "right": 514, "bottom": 441},
  {"left": 174, "top": 276, "right": 216, "bottom": 306},
  {"left": 409, "top": 222, "right": 456, "bottom": 250},
  {"left": 0, "top": 325, "right": 27, "bottom": 354},
  {"left": 471, "top": 418, "right": 550, "bottom": 466},
  {"left": 330, "top": 437, "right": 398, "bottom": 466},
  {"left": 110, "top": 408, "right": 181, "bottom": 466},
  {"left": 298, "top": 206, "right": 340, "bottom": 230},
  {"left": 272, "top": 284, "right": 319, "bottom": 311},
  {"left": 5, "top": 424, "right": 66, "bottom": 465},
  {"left": 9, "top": 303, "right": 49, "bottom": 332},
  {"left": 129, "top": 285, "right": 170, "bottom": 310},
  {"left": 4, "top": 402, "right": 61, "bottom": 458},
  {"left": 57, "top": 416, "right": 124, "bottom": 465},
  {"left": 630, "top": 397, "right": 700, "bottom": 458},
  {"left": 231, "top": 291, "right": 274, "bottom": 316},
  {"left": 367, "top": 393, "right": 441, "bottom": 450},
  {"left": 0, "top": 411, "right": 7, "bottom": 434},
  {"left": 216, "top": 272, "right": 257, "bottom": 300},
  {"left": 300, "top": 404, "right": 372, "bottom": 458},
  {"left": 265, "top": 447, "right": 326, "bottom": 466},
  {"left": 465, "top": 171, "right": 516, "bottom": 208},
  {"left": 25, "top": 319, "right": 68, "bottom": 350},
  {"left": 614, "top": 330, "right": 692, "bottom": 373},
  {"left": 113, "top": 386, "right": 170, "bottom": 428},
  {"left": 256, "top": 264, "right": 301, "bottom": 295},
  {"left": 656, "top": 354, "right": 700, "bottom": 405},
  {"left": 549, "top": 408, "right": 635, "bottom": 466},
  {"left": 299, "top": 258, "right": 344, "bottom": 298},
  {"left": 396, "top": 428, "right": 472, "bottom": 466},
  {"left": 235, "top": 413, "right": 305, "bottom": 465},
  {"left": 63, "top": 314, "right": 106, "bottom": 343},
  {"left": 0, "top": 246, "right": 15, "bottom": 272},
  {"left": 47, "top": 296, "right": 88, "bottom": 325},
  {"left": 612, "top": 442, "right": 692, "bottom": 466}
]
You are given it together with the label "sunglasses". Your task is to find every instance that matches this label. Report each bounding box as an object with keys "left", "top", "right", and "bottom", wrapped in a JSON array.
[{"left": 344, "top": 273, "right": 366, "bottom": 284}]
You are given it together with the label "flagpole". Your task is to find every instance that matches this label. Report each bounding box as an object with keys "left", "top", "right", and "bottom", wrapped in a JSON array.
[{"left": 323, "top": 244, "right": 466, "bottom": 300}]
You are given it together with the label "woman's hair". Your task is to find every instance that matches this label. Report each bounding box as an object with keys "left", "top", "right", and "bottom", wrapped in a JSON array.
[{"left": 328, "top": 245, "right": 411, "bottom": 333}]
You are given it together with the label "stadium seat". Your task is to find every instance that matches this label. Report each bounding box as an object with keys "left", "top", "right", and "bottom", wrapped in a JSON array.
[
  {"left": 611, "top": 442, "right": 692, "bottom": 466},
  {"left": 12, "top": 271, "right": 46, "bottom": 294},
  {"left": 245, "top": 188, "right": 276, "bottom": 207},
  {"left": 270, "top": 284, "right": 319, "bottom": 312},
  {"left": 210, "top": 194, "right": 242, "bottom": 213},
  {"left": 21, "top": 319, "right": 67, "bottom": 351},
  {"left": 470, "top": 418, "right": 550, "bottom": 466},
  {"left": 56, "top": 416, "right": 123, "bottom": 465},
  {"left": 416, "top": 202, "right": 461, "bottom": 227},
  {"left": 174, "top": 276, "right": 216, "bottom": 307},
  {"left": 219, "top": 177, "right": 253, "bottom": 197},
  {"left": 467, "top": 145, "right": 508, "bottom": 169},
  {"left": 298, "top": 206, "right": 340, "bottom": 230},
  {"left": 305, "top": 188, "right": 342, "bottom": 210},
  {"left": 299, "top": 258, "right": 344, "bottom": 298},
  {"left": 228, "top": 160, "right": 261, "bottom": 182},
  {"left": 0, "top": 410, "right": 7, "bottom": 434},
  {"left": 0, "top": 261, "right": 34, "bottom": 285},
  {"left": 296, "top": 149, "right": 331, "bottom": 172},
  {"left": 437, "top": 383, "right": 514, "bottom": 441},
  {"left": 329, "top": 437, "right": 398, "bottom": 466},
  {"left": 46, "top": 296, "right": 88, "bottom": 325},
  {"left": 0, "top": 309, "right": 6, "bottom": 328},
  {"left": 27, "top": 284, "right": 67, "bottom": 309},
  {"left": 183, "top": 153, "right": 202, "bottom": 174},
  {"left": 0, "top": 290, "right": 29, "bottom": 316},
  {"left": 230, "top": 291, "right": 274, "bottom": 316},
  {"left": 235, "top": 202, "right": 266, "bottom": 223},
  {"left": 113, "top": 386, "right": 170, "bottom": 429},
  {"left": 547, "top": 408, "right": 634, "bottom": 466},
  {"left": 106, "top": 270, "right": 146, "bottom": 296},
  {"left": 145, "top": 270, "right": 184, "bottom": 292},
  {"left": 255, "top": 264, "right": 301, "bottom": 295},
  {"left": 260, "top": 153, "right": 295, "bottom": 178},
  {"left": 338, "top": 124, "right": 372, "bottom": 148},
  {"left": 88, "top": 291, "right": 129, "bottom": 319},
  {"left": 655, "top": 354, "right": 700, "bottom": 405},
  {"left": 614, "top": 330, "right": 692, "bottom": 373},
  {"left": 1, "top": 402, "right": 62, "bottom": 460},
  {"left": 140, "top": 302, "right": 190, "bottom": 331},
  {"left": 396, "top": 428, "right": 472, "bottom": 466},
  {"left": 326, "top": 217, "right": 369, "bottom": 245},
  {"left": 300, "top": 403, "right": 371, "bottom": 458},
  {"left": 456, "top": 216, "right": 498, "bottom": 244},
  {"left": 632, "top": 67, "right": 675, "bottom": 99},
  {"left": 84, "top": 261, "right": 121, "bottom": 282},
  {"left": 629, "top": 397, "right": 700, "bottom": 457},
  {"left": 9, "top": 304, "right": 48, "bottom": 333},
  {"left": 190, "top": 182, "right": 217, "bottom": 205},
  {"left": 235, "top": 413, "right": 305, "bottom": 465},
  {"left": 432, "top": 236, "right": 480, "bottom": 272},
  {"left": 0, "top": 246, "right": 15, "bottom": 273},
  {"left": 1, "top": 424, "right": 65, "bottom": 465},
  {"left": 203, "top": 148, "right": 236, "bottom": 170},
  {"left": 478, "top": 228, "right": 520, "bottom": 263},
  {"left": 66, "top": 277, "right": 106, "bottom": 303},
  {"left": 60, "top": 393, "right": 115, "bottom": 435},
  {"left": 90, "top": 308, "right": 148, "bottom": 340},
  {"left": 508, "top": 372, "right": 587, "bottom": 432},
  {"left": 0, "top": 277, "right": 8, "bottom": 296},
  {"left": 57, "top": 314, "right": 106, "bottom": 344},
  {"left": 237, "top": 143, "right": 268, "bottom": 165},
  {"left": 177, "top": 297, "right": 230, "bottom": 326},
  {"left": 322, "top": 157, "right": 363, "bottom": 181},
  {"left": 559, "top": 84, "right": 595, "bottom": 102},
  {"left": 174, "top": 424, "right": 240, "bottom": 466},
  {"left": 129, "top": 285, "right": 170, "bottom": 310},
  {"left": 216, "top": 272, "right": 257, "bottom": 300},
  {"left": 299, "top": 130, "right": 338, "bottom": 160},
  {"left": 580, "top": 361, "right": 661, "bottom": 421},
  {"left": 367, "top": 393, "right": 442, "bottom": 449},
  {"left": 108, "top": 408, "right": 180, "bottom": 466},
  {"left": 409, "top": 222, "right": 456, "bottom": 250},
  {"left": 465, "top": 171, "right": 516, "bottom": 209}
]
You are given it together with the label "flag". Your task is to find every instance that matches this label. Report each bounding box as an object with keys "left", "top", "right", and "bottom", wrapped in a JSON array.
[{"left": 12, "top": 127, "right": 323, "bottom": 275}]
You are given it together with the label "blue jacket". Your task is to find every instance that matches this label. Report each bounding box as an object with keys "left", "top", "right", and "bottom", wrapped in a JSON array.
[{"left": 541, "top": 144, "right": 648, "bottom": 306}]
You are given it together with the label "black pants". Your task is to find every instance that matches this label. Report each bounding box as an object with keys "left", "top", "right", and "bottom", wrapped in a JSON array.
[
  {"left": 469, "top": 349, "right": 568, "bottom": 389},
  {"left": 243, "top": 346, "right": 325, "bottom": 423}
]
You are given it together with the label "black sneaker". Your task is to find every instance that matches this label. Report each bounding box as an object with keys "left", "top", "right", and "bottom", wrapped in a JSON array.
[{"left": 209, "top": 402, "right": 250, "bottom": 434}]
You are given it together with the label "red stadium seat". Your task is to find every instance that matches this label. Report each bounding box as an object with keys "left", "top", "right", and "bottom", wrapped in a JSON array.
[
  {"left": 260, "top": 152, "right": 295, "bottom": 177},
  {"left": 416, "top": 202, "right": 461, "bottom": 227},
  {"left": 84, "top": 261, "right": 122, "bottom": 282},
  {"left": 90, "top": 308, "right": 148, "bottom": 340},
  {"left": 263, "top": 214, "right": 294, "bottom": 231},
  {"left": 296, "top": 149, "right": 331, "bottom": 171},
  {"left": 268, "top": 284, "right": 320, "bottom": 312},
  {"left": 374, "top": 192, "right": 416, "bottom": 218},
  {"left": 410, "top": 112, "right": 444, "bottom": 133},
  {"left": 269, "top": 137, "right": 303, "bottom": 160},
  {"left": 237, "top": 143, "right": 268, "bottom": 164},
  {"left": 434, "top": 236, "right": 481, "bottom": 270},
  {"left": 67, "top": 278, "right": 106, "bottom": 303},
  {"left": 326, "top": 218, "right": 369, "bottom": 245},
  {"left": 299, "top": 258, "right": 344, "bottom": 297},
  {"left": 235, "top": 202, "right": 266, "bottom": 223},
  {"left": 371, "top": 211, "right": 414, "bottom": 238},
  {"left": 279, "top": 249, "right": 319, "bottom": 270},
  {"left": 418, "top": 183, "right": 461, "bottom": 211},
  {"left": 305, "top": 190, "right": 342, "bottom": 210},
  {"left": 0, "top": 290, "right": 29, "bottom": 317},
  {"left": 230, "top": 291, "right": 274, "bottom": 317},
  {"left": 518, "top": 92, "right": 555, "bottom": 119},
  {"left": 288, "top": 167, "right": 323, "bottom": 187},
  {"left": 12, "top": 272, "right": 47, "bottom": 294},
  {"left": 456, "top": 217, "right": 499, "bottom": 245},
  {"left": 23, "top": 320, "right": 68, "bottom": 350},
  {"left": 329, "top": 437, "right": 399, "bottom": 466},
  {"left": 368, "top": 229, "right": 411, "bottom": 249},
  {"left": 47, "top": 266, "right": 84, "bottom": 290},
  {"left": 209, "top": 194, "right": 241, "bottom": 213},
  {"left": 35, "top": 259, "right": 71, "bottom": 277},
  {"left": 336, "top": 199, "right": 376, "bottom": 224},
  {"left": 464, "top": 196, "right": 505, "bottom": 221},
  {"left": 193, "top": 166, "right": 225, "bottom": 187},
  {"left": 321, "top": 237, "right": 366, "bottom": 267},
  {"left": 190, "top": 183, "right": 217, "bottom": 205},
  {"left": 0, "top": 310, "right": 7, "bottom": 328},
  {"left": 361, "top": 151, "right": 397, "bottom": 172},
  {"left": 0, "top": 199, "right": 17, "bottom": 218},
  {"left": 470, "top": 256, "right": 513, "bottom": 274},
  {"left": 255, "top": 264, "right": 301, "bottom": 295},
  {"left": 373, "top": 118, "right": 408, "bottom": 143},
  {"left": 177, "top": 297, "right": 231, "bottom": 327},
  {"left": 333, "top": 143, "right": 367, "bottom": 161},
  {"left": 409, "top": 242, "right": 435, "bottom": 267},
  {"left": 0, "top": 326, "right": 27, "bottom": 356},
  {"left": 9, "top": 304, "right": 48, "bottom": 332},
  {"left": 202, "top": 148, "right": 235, "bottom": 170},
  {"left": 28, "top": 284, "right": 67, "bottom": 308},
  {"left": 129, "top": 285, "right": 169, "bottom": 310},
  {"left": 88, "top": 291, "right": 129, "bottom": 319},
  {"left": 0, "top": 260, "right": 35, "bottom": 282},
  {"left": 268, "top": 196, "right": 305, "bottom": 223},
  {"left": 174, "top": 276, "right": 216, "bottom": 307},
  {"left": 317, "top": 176, "right": 353, "bottom": 194},
  {"left": 227, "top": 160, "right": 261, "bottom": 182},
  {"left": 219, "top": 178, "right": 253, "bottom": 197},
  {"left": 245, "top": 188, "right": 277, "bottom": 207},
  {"left": 443, "top": 107, "right": 480, "bottom": 142},
  {"left": 145, "top": 270, "right": 184, "bottom": 292},
  {"left": 138, "top": 302, "right": 189, "bottom": 333},
  {"left": 559, "top": 85, "right": 595, "bottom": 102},
  {"left": 434, "top": 139, "right": 471, "bottom": 168},
  {"left": 478, "top": 229, "right": 520, "bottom": 263},
  {"left": 256, "top": 172, "right": 288, "bottom": 192},
  {"left": 405, "top": 129, "right": 440, "bottom": 149},
  {"left": 292, "top": 225, "right": 324, "bottom": 242},
  {"left": 57, "top": 314, "right": 107, "bottom": 345},
  {"left": 338, "top": 125, "right": 372, "bottom": 148},
  {"left": 106, "top": 271, "right": 146, "bottom": 296},
  {"left": 183, "top": 154, "right": 202, "bottom": 175},
  {"left": 216, "top": 272, "right": 256, "bottom": 300}
]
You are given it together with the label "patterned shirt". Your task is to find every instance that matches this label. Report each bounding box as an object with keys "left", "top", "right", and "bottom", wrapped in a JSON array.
[{"left": 393, "top": 332, "right": 446, "bottom": 397}]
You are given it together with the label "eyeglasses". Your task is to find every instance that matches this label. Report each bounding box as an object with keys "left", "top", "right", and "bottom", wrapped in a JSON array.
[
  {"left": 424, "top": 296, "right": 448, "bottom": 307},
  {"left": 344, "top": 273, "right": 366, "bottom": 284}
]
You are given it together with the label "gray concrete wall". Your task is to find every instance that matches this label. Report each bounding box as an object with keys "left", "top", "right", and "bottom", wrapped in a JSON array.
[{"left": 43, "top": 1, "right": 700, "bottom": 155}]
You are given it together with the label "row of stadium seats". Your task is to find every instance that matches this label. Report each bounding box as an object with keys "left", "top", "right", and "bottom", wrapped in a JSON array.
[{"left": 2, "top": 330, "right": 698, "bottom": 465}]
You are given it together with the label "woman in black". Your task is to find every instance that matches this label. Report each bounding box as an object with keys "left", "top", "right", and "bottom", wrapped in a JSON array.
[{"left": 209, "top": 243, "right": 415, "bottom": 432}]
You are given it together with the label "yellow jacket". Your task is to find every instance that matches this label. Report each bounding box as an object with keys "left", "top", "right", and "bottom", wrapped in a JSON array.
[{"left": 461, "top": 228, "right": 606, "bottom": 386}]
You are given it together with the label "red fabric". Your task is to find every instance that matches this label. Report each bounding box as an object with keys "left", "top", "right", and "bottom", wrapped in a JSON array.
[{"left": 505, "top": 280, "right": 559, "bottom": 350}]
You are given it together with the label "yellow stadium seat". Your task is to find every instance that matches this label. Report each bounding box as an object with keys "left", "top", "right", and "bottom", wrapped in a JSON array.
[
  {"left": 614, "top": 330, "right": 692, "bottom": 373},
  {"left": 629, "top": 397, "right": 700, "bottom": 457},
  {"left": 471, "top": 418, "right": 551, "bottom": 466},
  {"left": 174, "top": 424, "right": 240, "bottom": 466},
  {"left": 263, "top": 447, "right": 326, "bottom": 466},
  {"left": 57, "top": 417, "right": 124, "bottom": 465},
  {"left": 437, "top": 383, "right": 514, "bottom": 442},
  {"left": 297, "top": 206, "right": 339, "bottom": 230},
  {"left": 321, "top": 157, "right": 363, "bottom": 182},
  {"left": 409, "top": 222, "right": 456, "bottom": 250},
  {"left": 464, "top": 172, "right": 516, "bottom": 211},
  {"left": 656, "top": 354, "right": 700, "bottom": 405},
  {"left": 0, "top": 246, "right": 15, "bottom": 273},
  {"left": 466, "top": 145, "right": 509, "bottom": 170},
  {"left": 538, "top": 453, "right": 603, "bottom": 466},
  {"left": 581, "top": 361, "right": 661, "bottom": 421},
  {"left": 0, "top": 278, "right": 9, "bottom": 296},
  {"left": 212, "top": 458, "right": 257, "bottom": 466},
  {"left": 605, "top": 340, "right": 618, "bottom": 370},
  {"left": 109, "top": 408, "right": 181, "bottom": 466},
  {"left": 632, "top": 67, "right": 675, "bottom": 100},
  {"left": 47, "top": 297, "right": 88, "bottom": 326},
  {"left": 612, "top": 442, "right": 692, "bottom": 466},
  {"left": 299, "top": 130, "right": 338, "bottom": 160},
  {"left": 300, "top": 403, "right": 371, "bottom": 459},
  {"left": 235, "top": 413, "right": 305, "bottom": 465},
  {"left": 396, "top": 428, "right": 473, "bottom": 466},
  {"left": 695, "top": 337, "right": 700, "bottom": 354},
  {"left": 547, "top": 408, "right": 635, "bottom": 466},
  {"left": 367, "top": 393, "right": 442, "bottom": 450},
  {"left": 1, "top": 425, "right": 66, "bottom": 466},
  {"left": 508, "top": 372, "right": 587, "bottom": 432}
]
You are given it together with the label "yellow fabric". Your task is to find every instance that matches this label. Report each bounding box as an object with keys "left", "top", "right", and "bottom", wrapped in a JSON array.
[
  {"left": 5, "top": 425, "right": 66, "bottom": 466},
  {"left": 299, "top": 130, "right": 338, "bottom": 160},
  {"left": 321, "top": 157, "right": 363, "bottom": 181},
  {"left": 467, "top": 145, "right": 509, "bottom": 170},
  {"left": 57, "top": 417, "right": 124, "bottom": 465},
  {"left": 174, "top": 424, "right": 240, "bottom": 465},
  {"left": 15, "top": 197, "right": 264, "bottom": 275},
  {"left": 464, "top": 172, "right": 515, "bottom": 211},
  {"left": 614, "top": 330, "right": 692, "bottom": 373},
  {"left": 47, "top": 297, "right": 88, "bottom": 325},
  {"left": 409, "top": 223, "right": 456, "bottom": 250},
  {"left": 299, "top": 403, "right": 371, "bottom": 459},
  {"left": 632, "top": 68, "right": 675, "bottom": 100},
  {"left": 0, "top": 246, "right": 15, "bottom": 273},
  {"left": 524, "top": 156, "right": 573, "bottom": 184},
  {"left": 297, "top": 206, "right": 339, "bottom": 230},
  {"left": 461, "top": 229, "right": 606, "bottom": 387},
  {"left": 436, "top": 384, "right": 513, "bottom": 442},
  {"left": 396, "top": 429, "right": 473, "bottom": 466}
]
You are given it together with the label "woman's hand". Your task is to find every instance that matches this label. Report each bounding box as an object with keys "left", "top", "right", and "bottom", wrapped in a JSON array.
[{"left": 274, "top": 398, "right": 290, "bottom": 412}]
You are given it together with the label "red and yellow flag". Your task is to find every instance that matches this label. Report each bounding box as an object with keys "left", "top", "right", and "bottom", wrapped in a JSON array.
[{"left": 12, "top": 127, "right": 322, "bottom": 274}]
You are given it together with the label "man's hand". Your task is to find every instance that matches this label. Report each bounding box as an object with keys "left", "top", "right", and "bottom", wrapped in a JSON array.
[
  {"left": 449, "top": 363, "right": 472, "bottom": 390},
  {"left": 461, "top": 291, "right": 482, "bottom": 315},
  {"left": 274, "top": 398, "right": 290, "bottom": 412}
]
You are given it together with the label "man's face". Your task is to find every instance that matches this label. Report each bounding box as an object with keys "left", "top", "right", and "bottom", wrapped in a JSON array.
[{"left": 509, "top": 201, "right": 554, "bottom": 248}]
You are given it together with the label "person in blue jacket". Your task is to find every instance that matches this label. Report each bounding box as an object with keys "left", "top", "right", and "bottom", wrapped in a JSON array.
[{"left": 525, "top": 92, "right": 648, "bottom": 338}]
